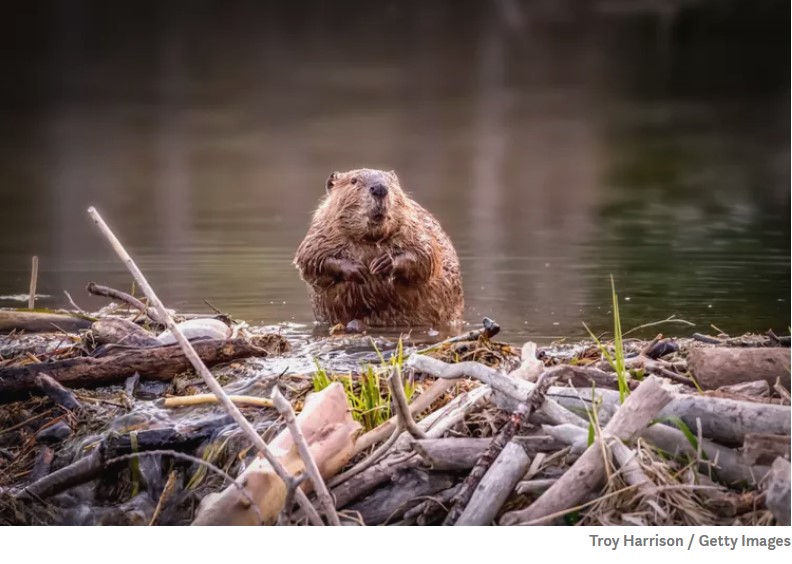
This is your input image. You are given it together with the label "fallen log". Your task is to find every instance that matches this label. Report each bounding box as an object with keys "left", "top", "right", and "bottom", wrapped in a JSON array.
[
  {"left": 346, "top": 468, "right": 456, "bottom": 525},
  {"left": 687, "top": 347, "right": 791, "bottom": 390},
  {"left": 34, "top": 373, "right": 81, "bottom": 411},
  {"left": 91, "top": 317, "right": 160, "bottom": 347},
  {"left": 0, "top": 310, "right": 93, "bottom": 333},
  {"left": 192, "top": 383, "right": 360, "bottom": 525},
  {"left": 500, "top": 376, "right": 672, "bottom": 525},
  {"left": 455, "top": 441, "right": 531, "bottom": 526},
  {"left": 0, "top": 335, "right": 288, "bottom": 399}
]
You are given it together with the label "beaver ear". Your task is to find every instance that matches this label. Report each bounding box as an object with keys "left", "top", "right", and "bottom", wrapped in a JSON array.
[{"left": 326, "top": 172, "right": 339, "bottom": 193}]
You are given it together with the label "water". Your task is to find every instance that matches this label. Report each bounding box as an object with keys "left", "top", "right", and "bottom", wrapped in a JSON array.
[{"left": 0, "top": 0, "right": 788, "bottom": 343}]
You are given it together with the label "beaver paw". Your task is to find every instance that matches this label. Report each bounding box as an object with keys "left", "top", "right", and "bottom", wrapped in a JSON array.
[
  {"left": 369, "top": 254, "right": 395, "bottom": 276},
  {"left": 338, "top": 260, "right": 367, "bottom": 283}
]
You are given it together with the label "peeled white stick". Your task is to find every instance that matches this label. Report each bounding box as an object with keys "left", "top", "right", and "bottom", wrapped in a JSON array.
[{"left": 87, "top": 206, "right": 322, "bottom": 526}]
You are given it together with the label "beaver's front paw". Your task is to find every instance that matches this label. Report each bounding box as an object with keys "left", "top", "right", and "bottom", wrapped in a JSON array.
[
  {"left": 369, "top": 254, "right": 395, "bottom": 277},
  {"left": 338, "top": 259, "right": 367, "bottom": 283}
]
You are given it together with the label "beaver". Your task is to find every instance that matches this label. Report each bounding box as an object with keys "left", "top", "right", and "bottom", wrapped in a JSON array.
[{"left": 294, "top": 169, "right": 464, "bottom": 327}]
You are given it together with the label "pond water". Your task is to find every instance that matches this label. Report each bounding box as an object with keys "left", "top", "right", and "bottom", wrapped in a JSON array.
[{"left": 0, "top": 1, "right": 788, "bottom": 343}]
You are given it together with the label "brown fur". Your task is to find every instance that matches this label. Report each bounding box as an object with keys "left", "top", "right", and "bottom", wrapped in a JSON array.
[{"left": 294, "top": 169, "right": 464, "bottom": 326}]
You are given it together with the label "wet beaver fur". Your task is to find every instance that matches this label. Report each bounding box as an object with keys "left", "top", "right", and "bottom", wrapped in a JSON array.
[{"left": 294, "top": 169, "right": 464, "bottom": 327}]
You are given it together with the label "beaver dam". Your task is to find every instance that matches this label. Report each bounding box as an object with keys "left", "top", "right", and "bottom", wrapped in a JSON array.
[{"left": 0, "top": 210, "right": 790, "bottom": 527}]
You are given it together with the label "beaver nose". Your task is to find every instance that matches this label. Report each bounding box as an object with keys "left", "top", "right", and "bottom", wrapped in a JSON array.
[{"left": 369, "top": 183, "right": 388, "bottom": 199}]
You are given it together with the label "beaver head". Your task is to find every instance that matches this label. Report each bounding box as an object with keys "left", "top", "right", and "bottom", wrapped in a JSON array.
[{"left": 322, "top": 168, "right": 408, "bottom": 241}]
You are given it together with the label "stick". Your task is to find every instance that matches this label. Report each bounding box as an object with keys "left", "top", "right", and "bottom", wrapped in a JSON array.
[
  {"left": 352, "top": 377, "right": 454, "bottom": 455},
  {"left": 388, "top": 367, "right": 426, "bottom": 439},
  {"left": 86, "top": 206, "right": 322, "bottom": 526},
  {"left": 622, "top": 315, "right": 694, "bottom": 337},
  {"left": 271, "top": 386, "right": 340, "bottom": 526},
  {"left": 163, "top": 394, "right": 274, "bottom": 409},
  {"left": 454, "top": 441, "right": 531, "bottom": 526},
  {"left": 34, "top": 372, "right": 81, "bottom": 411},
  {"left": 86, "top": 281, "right": 163, "bottom": 324},
  {"left": 28, "top": 256, "right": 38, "bottom": 310}
]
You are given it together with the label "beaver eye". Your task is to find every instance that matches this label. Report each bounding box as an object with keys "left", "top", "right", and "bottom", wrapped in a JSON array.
[{"left": 350, "top": 177, "right": 358, "bottom": 185}]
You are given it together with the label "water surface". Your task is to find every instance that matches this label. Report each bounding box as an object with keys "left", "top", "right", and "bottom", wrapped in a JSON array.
[{"left": 0, "top": 1, "right": 788, "bottom": 342}]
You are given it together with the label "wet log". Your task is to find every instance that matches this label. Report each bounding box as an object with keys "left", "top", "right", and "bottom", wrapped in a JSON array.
[
  {"left": 687, "top": 347, "right": 791, "bottom": 390},
  {"left": 332, "top": 454, "right": 423, "bottom": 509},
  {"left": 500, "top": 376, "right": 672, "bottom": 525},
  {"left": 91, "top": 317, "right": 160, "bottom": 347},
  {"left": 766, "top": 457, "right": 791, "bottom": 526},
  {"left": 0, "top": 310, "right": 93, "bottom": 333},
  {"left": 34, "top": 373, "right": 81, "bottom": 411},
  {"left": 346, "top": 468, "right": 456, "bottom": 525},
  {"left": 0, "top": 335, "right": 288, "bottom": 400},
  {"left": 455, "top": 441, "right": 531, "bottom": 526},
  {"left": 192, "top": 383, "right": 360, "bottom": 525}
]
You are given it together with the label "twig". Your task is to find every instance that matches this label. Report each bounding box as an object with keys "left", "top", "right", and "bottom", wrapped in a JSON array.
[
  {"left": 416, "top": 317, "right": 500, "bottom": 354},
  {"left": 63, "top": 290, "right": 88, "bottom": 315},
  {"left": 328, "top": 424, "right": 404, "bottom": 488},
  {"left": 774, "top": 378, "right": 791, "bottom": 404},
  {"left": 86, "top": 281, "right": 163, "bottom": 324},
  {"left": 87, "top": 206, "right": 322, "bottom": 526},
  {"left": 277, "top": 474, "right": 307, "bottom": 525},
  {"left": 623, "top": 315, "right": 694, "bottom": 337},
  {"left": 162, "top": 394, "right": 274, "bottom": 409},
  {"left": 149, "top": 470, "right": 177, "bottom": 526},
  {"left": 692, "top": 332, "right": 722, "bottom": 345},
  {"left": 388, "top": 367, "right": 427, "bottom": 440},
  {"left": 28, "top": 256, "right": 38, "bottom": 310},
  {"left": 271, "top": 386, "right": 340, "bottom": 526}
]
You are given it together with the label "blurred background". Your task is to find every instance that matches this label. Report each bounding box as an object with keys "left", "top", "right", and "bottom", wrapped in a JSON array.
[{"left": 0, "top": 0, "right": 788, "bottom": 341}]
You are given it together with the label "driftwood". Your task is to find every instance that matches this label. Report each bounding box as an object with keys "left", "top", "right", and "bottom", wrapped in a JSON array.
[
  {"left": 500, "top": 376, "right": 672, "bottom": 525},
  {"left": 412, "top": 436, "right": 565, "bottom": 472},
  {"left": 765, "top": 457, "right": 791, "bottom": 526},
  {"left": 741, "top": 433, "right": 791, "bottom": 466},
  {"left": 34, "top": 373, "right": 81, "bottom": 411},
  {"left": 717, "top": 380, "right": 771, "bottom": 397},
  {"left": 455, "top": 441, "right": 531, "bottom": 526},
  {"left": 0, "top": 335, "right": 288, "bottom": 398},
  {"left": 332, "top": 454, "right": 422, "bottom": 509},
  {"left": 548, "top": 386, "right": 790, "bottom": 446},
  {"left": 687, "top": 347, "right": 791, "bottom": 390},
  {"left": 86, "top": 281, "right": 163, "bottom": 324},
  {"left": 0, "top": 310, "right": 93, "bottom": 333},
  {"left": 193, "top": 383, "right": 360, "bottom": 525},
  {"left": 346, "top": 467, "right": 456, "bottom": 525},
  {"left": 91, "top": 317, "right": 160, "bottom": 347}
]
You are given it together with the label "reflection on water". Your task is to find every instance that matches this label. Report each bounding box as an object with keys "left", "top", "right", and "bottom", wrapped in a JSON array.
[{"left": 0, "top": 0, "right": 788, "bottom": 342}]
